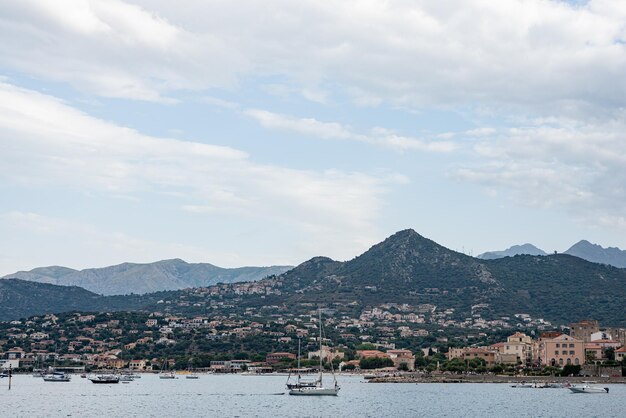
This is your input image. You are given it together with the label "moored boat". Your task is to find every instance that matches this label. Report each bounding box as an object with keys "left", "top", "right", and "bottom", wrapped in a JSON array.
[
  {"left": 288, "top": 309, "right": 340, "bottom": 396},
  {"left": 89, "top": 374, "right": 120, "bottom": 384},
  {"left": 286, "top": 338, "right": 319, "bottom": 390},
  {"left": 568, "top": 385, "right": 609, "bottom": 394},
  {"left": 43, "top": 371, "right": 71, "bottom": 382}
]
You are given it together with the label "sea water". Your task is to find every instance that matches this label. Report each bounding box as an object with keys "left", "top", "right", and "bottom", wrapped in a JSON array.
[{"left": 1, "top": 374, "right": 625, "bottom": 417}]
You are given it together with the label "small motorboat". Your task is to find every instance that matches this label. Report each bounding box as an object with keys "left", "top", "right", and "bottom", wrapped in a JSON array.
[
  {"left": 568, "top": 385, "right": 609, "bottom": 394},
  {"left": 510, "top": 383, "right": 533, "bottom": 388}
]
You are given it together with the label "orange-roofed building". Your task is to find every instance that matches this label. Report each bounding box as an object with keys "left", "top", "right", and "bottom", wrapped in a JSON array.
[
  {"left": 266, "top": 352, "right": 296, "bottom": 364},
  {"left": 356, "top": 350, "right": 389, "bottom": 359},
  {"left": 386, "top": 349, "right": 415, "bottom": 370}
]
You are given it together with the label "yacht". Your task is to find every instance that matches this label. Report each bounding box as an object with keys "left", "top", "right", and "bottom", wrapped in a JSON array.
[
  {"left": 159, "top": 371, "right": 177, "bottom": 379},
  {"left": 286, "top": 338, "right": 319, "bottom": 389},
  {"left": 289, "top": 309, "right": 340, "bottom": 396}
]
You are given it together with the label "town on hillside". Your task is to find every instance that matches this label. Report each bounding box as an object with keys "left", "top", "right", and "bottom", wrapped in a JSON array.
[{"left": 1, "top": 297, "right": 625, "bottom": 380}]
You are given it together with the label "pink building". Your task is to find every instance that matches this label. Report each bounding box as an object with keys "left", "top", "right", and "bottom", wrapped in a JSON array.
[{"left": 538, "top": 333, "right": 584, "bottom": 367}]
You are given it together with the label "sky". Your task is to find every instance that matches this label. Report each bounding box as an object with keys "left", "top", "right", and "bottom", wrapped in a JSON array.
[{"left": 1, "top": 0, "right": 626, "bottom": 275}]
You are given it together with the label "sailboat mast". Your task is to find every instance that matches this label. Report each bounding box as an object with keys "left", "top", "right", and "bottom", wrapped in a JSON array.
[{"left": 318, "top": 308, "right": 323, "bottom": 384}]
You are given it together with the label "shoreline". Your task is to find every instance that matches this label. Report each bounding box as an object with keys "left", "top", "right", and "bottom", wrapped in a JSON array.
[{"left": 365, "top": 373, "right": 626, "bottom": 384}]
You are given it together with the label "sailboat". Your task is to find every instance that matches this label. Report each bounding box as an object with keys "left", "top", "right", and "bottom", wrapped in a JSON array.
[
  {"left": 159, "top": 359, "right": 177, "bottom": 379},
  {"left": 289, "top": 309, "right": 340, "bottom": 396},
  {"left": 43, "top": 346, "right": 71, "bottom": 382},
  {"left": 286, "top": 338, "right": 318, "bottom": 389},
  {"left": 185, "top": 359, "right": 199, "bottom": 379}
]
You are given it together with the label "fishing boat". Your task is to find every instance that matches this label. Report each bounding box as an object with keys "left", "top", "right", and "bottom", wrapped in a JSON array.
[
  {"left": 568, "top": 385, "right": 609, "bottom": 394},
  {"left": 289, "top": 309, "right": 340, "bottom": 396}
]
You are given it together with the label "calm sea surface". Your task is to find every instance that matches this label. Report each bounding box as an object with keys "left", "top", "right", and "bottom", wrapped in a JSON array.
[{"left": 1, "top": 374, "right": 625, "bottom": 417}]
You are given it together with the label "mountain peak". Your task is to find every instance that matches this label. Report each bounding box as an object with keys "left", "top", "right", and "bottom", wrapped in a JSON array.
[
  {"left": 569, "top": 240, "right": 595, "bottom": 249},
  {"left": 565, "top": 240, "right": 626, "bottom": 268}
]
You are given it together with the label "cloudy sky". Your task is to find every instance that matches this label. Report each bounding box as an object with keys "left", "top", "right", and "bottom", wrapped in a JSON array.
[{"left": 1, "top": 0, "right": 626, "bottom": 275}]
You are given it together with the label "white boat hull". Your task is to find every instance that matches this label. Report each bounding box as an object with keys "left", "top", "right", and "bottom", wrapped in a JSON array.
[
  {"left": 569, "top": 386, "right": 609, "bottom": 394},
  {"left": 289, "top": 387, "right": 339, "bottom": 396}
]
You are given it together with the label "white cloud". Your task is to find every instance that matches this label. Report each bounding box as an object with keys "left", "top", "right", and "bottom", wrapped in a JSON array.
[
  {"left": 243, "top": 108, "right": 457, "bottom": 152},
  {"left": 0, "top": 0, "right": 247, "bottom": 101},
  {"left": 1, "top": 0, "right": 625, "bottom": 112},
  {"left": 0, "top": 81, "right": 393, "bottom": 264},
  {"left": 455, "top": 116, "right": 626, "bottom": 229}
]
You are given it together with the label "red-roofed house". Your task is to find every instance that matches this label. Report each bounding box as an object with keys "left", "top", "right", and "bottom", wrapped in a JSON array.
[{"left": 356, "top": 350, "right": 388, "bottom": 359}]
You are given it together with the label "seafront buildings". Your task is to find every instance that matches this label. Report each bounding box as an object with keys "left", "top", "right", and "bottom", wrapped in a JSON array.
[{"left": 448, "top": 321, "right": 624, "bottom": 371}]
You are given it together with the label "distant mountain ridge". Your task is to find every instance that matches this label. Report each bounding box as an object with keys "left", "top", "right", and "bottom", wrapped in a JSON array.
[
  {"left": 479, "top": 240, "right": 626, "bottom": 268},
  {"left": 478, "top": 244, "right": 547, "bottom": 260},
  {"left": 565, "top": 240, "right": 626, "bottom": 268},
  {"left": 1, "top": 259, "right": 292, "bottom": 295},
  {"left": 0, "top": 279, "right": 165, "bottom": 320}
]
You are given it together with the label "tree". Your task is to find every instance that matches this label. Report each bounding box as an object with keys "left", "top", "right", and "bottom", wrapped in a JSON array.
[
  {"left": 561, "top": 364, "right": 581, "bottom": 377},
  {"left": 359, "top": 357, "right": 394, "bottom": 370},
  {"left": 397, "top": 362, "right": 409, "bottom": 371},
  {"left": 586, "top": 351, "right": 596, "bottom": 363}
]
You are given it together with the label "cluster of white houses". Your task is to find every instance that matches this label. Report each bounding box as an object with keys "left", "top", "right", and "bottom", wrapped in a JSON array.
[{"left": 448, "top": 320, "right": 626, "bottom": 368}]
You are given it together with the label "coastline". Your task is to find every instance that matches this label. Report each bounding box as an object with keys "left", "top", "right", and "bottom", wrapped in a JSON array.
[{"left": 365, "top": 373, "right": 626, "bottom": 384}]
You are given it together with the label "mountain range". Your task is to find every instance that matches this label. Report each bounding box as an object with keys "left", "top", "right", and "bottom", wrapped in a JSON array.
[
  {"left": 1, "top": 229, "right": 625, "bottom": 326},
  {"left": 261, "top": 230, "right": 626, "bottom": 325},
  {"left": 478, "top": 240, "right": 626, "bottom": 268},
  {"left": 1, "top": 259, "right": 292, "bottom": 295},
  {"left": 564, "top": 240, "right": 626, "bottom": 268},
  {"left": 477, "top": 244, "right": 547, "bottom": 260}
]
